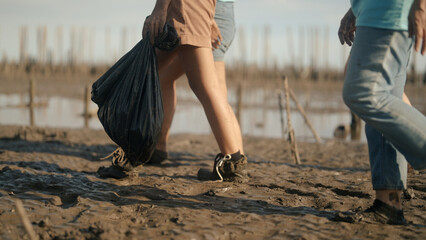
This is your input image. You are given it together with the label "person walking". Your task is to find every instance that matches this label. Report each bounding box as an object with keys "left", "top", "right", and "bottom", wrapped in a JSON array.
[
  {"left": 99, "top": 0, "right": 247, "bottom": 183},
  {"left": 339, "top": 0, "right": 426, "bottom": 224}
]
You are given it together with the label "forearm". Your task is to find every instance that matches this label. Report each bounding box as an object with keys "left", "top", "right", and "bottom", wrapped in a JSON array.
[
  {"left": 417, "top": 0, "right": 426, "bottom": 8},
  {"left": 152, "top": 0, "right": 171, "bottom": 13}
]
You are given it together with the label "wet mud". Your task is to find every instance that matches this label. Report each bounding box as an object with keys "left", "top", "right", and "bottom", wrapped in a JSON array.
[{"left": 0, "top": 125, "right": 425, "bottom": 239}]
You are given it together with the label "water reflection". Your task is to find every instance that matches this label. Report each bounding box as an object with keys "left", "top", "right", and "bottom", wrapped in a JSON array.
[{"left": 0, "top": 87, "right": 366, "bottom": 142}]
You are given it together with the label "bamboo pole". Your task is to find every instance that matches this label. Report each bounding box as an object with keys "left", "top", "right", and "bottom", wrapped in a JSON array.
[
  {"left": 15, "top": 199, "right": 38, "bottom": 240},
  {"left": 283, "top": 76, "right": 301, "bottom": 164},
  {"left": 289, "top": 88, "right": 321, "bottom": 143}
]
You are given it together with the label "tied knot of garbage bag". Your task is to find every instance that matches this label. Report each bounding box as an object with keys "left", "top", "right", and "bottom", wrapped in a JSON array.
[
  {"left": 154, "top": 23, "right": 179, "bottom": 51},
  {"left": 91, "top": 24, "right": 179, "bottom": 167}
]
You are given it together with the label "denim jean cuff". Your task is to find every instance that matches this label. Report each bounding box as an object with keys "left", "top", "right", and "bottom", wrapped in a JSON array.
[{"left": 372, "top": 184, "right": 406, "bottom": 191}]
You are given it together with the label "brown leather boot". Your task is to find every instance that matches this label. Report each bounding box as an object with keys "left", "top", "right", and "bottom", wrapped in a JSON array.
[{"left": 197, "top": 153, "right": 248, "bottom": 183}]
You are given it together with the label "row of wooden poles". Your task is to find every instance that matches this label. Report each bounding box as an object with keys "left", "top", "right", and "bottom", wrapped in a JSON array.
[
  {"left": 15, "top": 24, "right": 347, "bottom": 70},
  {"left": 26, "top": 78, "right": 93, "bottom": 128}
]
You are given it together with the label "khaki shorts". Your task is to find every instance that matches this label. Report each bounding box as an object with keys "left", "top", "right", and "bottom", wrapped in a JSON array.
[{"left": 167, "top": 0, "right": 216, "bottom": 48}]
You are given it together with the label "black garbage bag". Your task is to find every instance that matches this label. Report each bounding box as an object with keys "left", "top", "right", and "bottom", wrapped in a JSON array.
[{"left": 91, "top": 24, "right": 179, "bottom": 167}]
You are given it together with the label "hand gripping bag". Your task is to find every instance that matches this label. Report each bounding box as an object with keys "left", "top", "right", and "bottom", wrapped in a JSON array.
[{"left": 91, "top": 24, "right": 179, "bottom": 167}]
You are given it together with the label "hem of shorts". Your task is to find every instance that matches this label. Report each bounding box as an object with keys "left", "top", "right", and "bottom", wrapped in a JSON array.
[
  {"left": 179, "top": 35, "right": 211, "bottom": 48},
  {"left": 213, "top": 55, "right": 225, "bottom": 61}
]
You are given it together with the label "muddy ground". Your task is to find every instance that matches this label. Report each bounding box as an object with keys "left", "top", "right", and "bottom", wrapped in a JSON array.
[
  {"left": 0, "top": 125, "right": 425, "bottom": 240},
  {"left": 0, "top": 71, "right": 426, "bottom": 239}
]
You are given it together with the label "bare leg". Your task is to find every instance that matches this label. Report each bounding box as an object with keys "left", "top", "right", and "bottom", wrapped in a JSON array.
[
  {"left": 155, "top": 52, "right": 243, "bottom": 155},
  {"left": 178, "top": 46, "right": 239, "bottom": 154},
  {"left": 215, "top": 61, "right": 244, "bottom": 154},
  {"left": 156, "top": 60, "right": 244, "bottom": 154},
  {"left": 402, "top": 92, "right": 411, "bottom": 106},
  {"left": 156, "top": 54, "right": 185, "bottom": 152}
]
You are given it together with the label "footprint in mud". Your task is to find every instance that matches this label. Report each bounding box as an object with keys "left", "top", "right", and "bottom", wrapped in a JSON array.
[
  {"left": 313, "top": 183, "right": 371, "bottom": 199},
  {"left": 143, "top": 188, "right": 169, "bottom": 200},
  {"left": 285, "top": 189, "right": 319, "bottom": 198},
  {"left": 331, "top": 188, "right": 371, "bottom": 199},
  {"left": 60, "top": 193, "right": 80, "bottom": 208},
  {"left": 14, "top": 126, "right": 68, "bottom": 142}
]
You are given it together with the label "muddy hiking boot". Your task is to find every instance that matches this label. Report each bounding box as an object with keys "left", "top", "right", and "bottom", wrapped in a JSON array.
[
  {"left": 97, "top": 148, "right": 168, "bottom": 179},
  {"left": 197, "top": 153, "right": 248, "bottom": 183},
  {"left": 332, "top": 199, "right": 408, "bottom": 225},
  {"left": 356, "top": 200, "right": 408, "bottom": 225},
  {"left": 97, "top": 147, "right": 136, "bottom": 179}
]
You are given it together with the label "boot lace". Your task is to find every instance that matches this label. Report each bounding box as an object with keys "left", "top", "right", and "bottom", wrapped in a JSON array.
[
  {"left": 100, "top": 147, "right": 126, "bottom": 167},
  {"left": 214, "top": 154, "right": 232, "bottom": 182}
]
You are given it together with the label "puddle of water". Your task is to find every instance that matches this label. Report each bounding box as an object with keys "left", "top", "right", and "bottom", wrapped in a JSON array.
[{"left": 0, "top": 87, "right": 366, "bottom": 142}]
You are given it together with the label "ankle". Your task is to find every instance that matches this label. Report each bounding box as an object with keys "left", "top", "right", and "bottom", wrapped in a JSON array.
[
  {"left": 221, "top": 150, "right": 241, "bottom": 161},
  {"left": 376, "top": 190, "right": 403, "bottom": 210},
  {"left": 229, "top": 150, "right": 241, "bottom": 160},
  {"left": 155, "top": 142, "right": 167, "bottom": 152}
]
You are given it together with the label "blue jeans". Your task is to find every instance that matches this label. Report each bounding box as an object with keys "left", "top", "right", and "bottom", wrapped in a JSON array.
[
  {"left": 343, "top": 27, "right": 426, "bottom": 190},
  {"left": 213, "top": 1, "right": 236, "bottom": 61}
]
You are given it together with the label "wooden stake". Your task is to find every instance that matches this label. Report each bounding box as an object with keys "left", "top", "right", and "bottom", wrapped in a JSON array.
[
  {"left": 350, "top": 112, "right": 361, "bottom": 140},
  {"left": 19, "top": 26, "right": 28, "bottom": 66},
  {"left": 251, "top": 27, "right": 259, "bottom": 71},
  {"left": 278, "top": 91, "right": 286, "bottom": 139},
  {"left": 289, "top": 88, "right": 322, "bottom": 143},
  {"left": 283, "top": 76, "right": 301, "bottom": 164},
  {"left": 105, "top": 27, "right": 111, "bottom": 64},
  {"left": 298, "top": 26, "right": 305, "bottom": 71},
  {"left": 236, "top": 82, "right": 243, "bottom": 125},
  {"left": 56, "top": 26, "right": 63, "bottom": 64},
  {"left": 323, "top": 26, "right": 330, "bottom": 79},
  {"left": 84, "top": 85, "right": 90, "bottom": 128},
  {"left": 238, "top": 26, "right": 247, "bottom": 74},
  {"left": 70, "top": 27, "right": 76, "bottom": 65},
  {"left": 286, "top": 26, "right": 295, "bottom": 69},
  {"left": 15, "top": 199, "right": 38, "bottom": 240},
  {"left": 263, "top": 25, "right": 271, "bottom": 71},
  {"left": 121, "top": 27, "right": 128, "bottom": 56},
  {"left": 29, "top": 78, "right": 35, "bottom": 126}
]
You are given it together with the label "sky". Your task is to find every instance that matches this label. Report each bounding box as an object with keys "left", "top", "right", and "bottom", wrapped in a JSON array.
[{"left": 3, "top": 0, "right": 422, "bottom": 70}]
